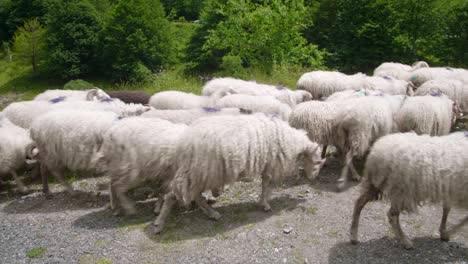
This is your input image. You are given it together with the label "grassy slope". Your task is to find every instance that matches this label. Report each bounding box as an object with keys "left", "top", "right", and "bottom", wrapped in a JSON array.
[{"left": 0, "top": 21, "right": 307, "bottom": 101}]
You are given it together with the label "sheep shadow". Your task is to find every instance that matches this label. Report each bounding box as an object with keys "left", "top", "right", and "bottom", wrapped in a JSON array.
[
  {"left": 73, "top": 195, "right": 306, "bottom": 242},
  {"left": 328, "top": 237, "right": 468, "bottom": 264},
  {"left": 2, "top": 190, "right": 108, "bottom": 214}
]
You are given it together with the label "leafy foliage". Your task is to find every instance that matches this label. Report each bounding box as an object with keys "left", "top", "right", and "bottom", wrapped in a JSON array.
[
  {"left": 161, "top": 0, "right": 205, "bottom": 21},
  {"left": 186, "top": 0, "right": 327, "bottom": 74},
  {"left": 12, "top": 18, "right": 45, "bottom": 73},
  {"left": 43, "top": 0, "right": 103, "bottom": 79},
  {"left": 103, "top": 0, "right": 175, "bottom": 83},
  {"left": 63, "top": 79, "right": 94, "bottom": 90}
]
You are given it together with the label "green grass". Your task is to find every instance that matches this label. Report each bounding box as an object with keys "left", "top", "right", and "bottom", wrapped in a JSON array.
[
  {"left": 96, "top": 258, "right": 113, "bottom": 264},
  {"left": 26, "top": 247, "right": 47, "bottom": 258}
]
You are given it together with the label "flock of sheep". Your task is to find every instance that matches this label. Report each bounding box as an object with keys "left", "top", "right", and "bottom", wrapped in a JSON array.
[{"left": 1, "top": 61, "right": 468, "bottom": 251}]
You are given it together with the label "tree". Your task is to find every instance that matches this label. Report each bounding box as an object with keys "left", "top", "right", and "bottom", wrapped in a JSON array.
[
  {"left": 5, "top": 0, "right": 47, "bottom": 40},
  {"left": 12, "top": 18, "right": 44, "bottom": 72},
  {"left": 161, "top": 0, "right": 205, "bottom": 21},
  {"left": 103, "top": 0, "right": 175, "bottom": 82},
  {"left": 186, "top": 0, "right": 327, "bottom": 74},
  {"left": 439, "top": 2, "right": 468, "bottom": 67},
  {"left": 43, "top": 0, "right": 103, "bottom": 79}
]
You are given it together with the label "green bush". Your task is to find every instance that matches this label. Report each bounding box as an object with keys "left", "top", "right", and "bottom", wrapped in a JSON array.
[{"left": 63, "top": 79, "right": 94, "bottom": 90}]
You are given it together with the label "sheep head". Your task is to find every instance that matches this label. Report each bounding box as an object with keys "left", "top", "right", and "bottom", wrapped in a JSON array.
[{"left": 303, "top": 144, "right": 326, "bottom": 180}]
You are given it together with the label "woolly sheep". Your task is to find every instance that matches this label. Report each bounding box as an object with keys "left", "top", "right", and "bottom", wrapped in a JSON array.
[
  {"left": 202, "top": 77, "right": 313, "bottom": 107},
  {"left": 150, "top": 114, "right": 325, "bottom": 234},
  {"left": 215, "top": 94, "right": 292, "bottom": 121},
  {"left": 141, "top": 107, "right": 251, "bottom": 125},
  {"left": 395, "top": 94, "right": 458, "bottom": 136},
  {"left": 373, "top": 61, "right": 429, "bottom": 79},
  {"left": 350, "top": 132, "right": 468, "bottom": 249},
  {"left": 334, "top": 95, "right": 407, "bottom": 190},
  {"left": 3, "top": 99, "right": 150, "bottom": 129},
  {"left": 34, "top": 88, "right": 110, "bottom": 102},
  {"left": 296, "top": 71, "right": 366, "bottom": 99},
  {"left": 96, "top": 117, "right": 188, "bottom": 216},
  {"left": 296, "top": 71, "right": 412, "bottom": 100},
  {"left": 0, "top": 121, "right": 38, "bottom": 193},
  {"left": 30, "top": 110, "right": 121, "bottom": 195},
  {"left": 415, "top": 79, "right": 468, "bottom": 113},
  {"left": 149, "top": 90, "right": 231, "bottom": 110},
  {"left": 106, "top": 90, "right": 151, "bottom": 105},
  {"left": 408, "top": 67, "right": 468, "bottom": 87}
]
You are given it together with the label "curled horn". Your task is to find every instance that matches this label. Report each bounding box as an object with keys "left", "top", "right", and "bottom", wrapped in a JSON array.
[
  {"left": 86, "top": 88, "right": 99, "bottom": 101},
  {"left": 407, "top": 82, "right": 416, "bottom": 96}
]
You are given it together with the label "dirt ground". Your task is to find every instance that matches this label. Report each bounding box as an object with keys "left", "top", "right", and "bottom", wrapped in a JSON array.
[{"left": 0, "top": 157, "right": 467, "bottom": 264}]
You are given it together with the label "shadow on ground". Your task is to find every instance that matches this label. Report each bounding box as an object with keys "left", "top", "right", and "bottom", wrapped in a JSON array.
[
  {"left": 2, "top": 190, "right": 108, "bottom": 214},
  {"left": 73, "top": 195, "right": 306, "bottom": 243},
  {"left": 328, "top": 237, "right": 468, "bottom": 264}
]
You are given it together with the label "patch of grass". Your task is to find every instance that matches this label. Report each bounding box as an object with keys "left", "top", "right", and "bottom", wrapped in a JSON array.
[
  {"left": 79, "top": 181, "right": 89, "bottom": 188},
  {"left": 26, "top": 247, "right": 47, "bottom": 258},
  {"left": 305, "top": 206, "right": 318, "bottom": 215},
  {"left": 96, "top": 258, "right": 113, "bottom": 264},
  {"left": 326, "top": 230, "right": 339, "bottom": 238},
  {"left": 94, "top": 240, "right": 109, "bottom": 248}
]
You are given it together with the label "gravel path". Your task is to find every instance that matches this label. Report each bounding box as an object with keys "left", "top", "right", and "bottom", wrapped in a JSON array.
[
  {"left": 0, "top": 158, "right": 467, "bottom": 264},
  {"left": 0, "top": 92, "right": 23, "bottom": 110}
]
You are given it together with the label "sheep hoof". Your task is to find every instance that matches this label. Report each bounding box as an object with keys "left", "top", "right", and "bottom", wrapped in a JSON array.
[
  {"left": 112, "top": 209, "right": 122, "bottom": 217},
  {"left": 153, "top": 207, "right": 161, "bottom": 216},
  {"left": 402, "top": 241, "right": 414, "bottom": 250},
  {"left": 149, "top": 223, "right": 164, "bottom": 235},
  {"left": 440, "top": 234, "right": 450, "bottom": 242},
  {"left": 208, "top": 211, "right": 221, "bottom": 221},
  {"left": 336, "top": 182, "right": 346, "bottom": 192},
  {"left": 44, "top": 192, "right": 53, "bottom": 199},
  {"left": 350, "top": 239, "right": 359, "bottom": 245},
  {"left": 263, "top": 205, "right": 272, "bottom": 212}
]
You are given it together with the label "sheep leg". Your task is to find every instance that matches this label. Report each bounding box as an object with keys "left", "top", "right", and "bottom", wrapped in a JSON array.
[
  {"left": 387, "top": 204, "right": 413, "bottom": 249},
  {"left": 321, "top": 145, "right": 328, "bottom": 159},
  {"left": 337, "top": 149, "right": 353, "bottom": 191},
  {"left": 40, "top": 163, "right": 51, "bottom": 196},
  {"left": 108, "top": 179, "right": 122, "bottom": 216},
  {"left": 445, "top": 214, "right": 468, "bottom": 239},
  {"left": 349, "top": 162, "right": 361, "bottom": 181},
  {"left": 150, "top": 192, "right": 176, "bottom": 234},
  {"left": 439, "top": 204, "right": 451, "bottom": 241},
  {"left": 195, "top": 193, "right": 221, "bottom": 220},
  {"left": 50, "top": 168, "right": 76, "bottom": 196},
  {"left": 10, "top": 171, "right": 28, "bottom": 193},
  {"left": 112, "top": 177, "right": 137, "bottom": 216},
  {"left": 259, "top": 175, "right": 273, "bottom": 211},
  {"left": 350, "top": 188, "right": 376, "bottom": 244},
  {"left": 154, "top": 193, "right": 164, "bottom": 215}
]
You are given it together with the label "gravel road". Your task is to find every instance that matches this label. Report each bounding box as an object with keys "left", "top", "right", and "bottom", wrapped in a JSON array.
[{"left": 0, "top": 157, "right": 467, "bottom": 264}]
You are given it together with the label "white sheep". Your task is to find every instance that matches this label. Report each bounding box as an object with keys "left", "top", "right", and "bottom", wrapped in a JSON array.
[
  {"left": 350, "top": 132, "right": 468, "bottom": 249},
  {"left": 141, "top": 107, "right": 250, "bottom": 125},
  {"left": 30, "top": 110, "right": 121, "bottom": 195},
  {"left": 202, "top": 77, "right": 312, "bottom": 107},
  {"left": 296, "top": 71, "right": 412, "bottom": 100},
  {"left": 408, "top": 67, "right": 468, "bottom": 87},
  {"left": 149, "top": 90, "right": 230, "bottom": 110},
  {"left": 96, "top": 117, "right": 188, "bottom": 216},
  {"left": 215, "top": 94, "right": 292, "bottom": 121},
  {"left": 34, "top": 88, "right": 111, "bottom": 102},
  {"left": 373, "top": 61, "right": 429, "bottom": 80},
  {"left": 0, "top": 120, "right": 38, "bottom": 193},
  {"left": 150, "top": 114, "right": 325, "bottom": 234},
  {"left": 334, "top": 95, "right": 406, "bottom": 190},
  {"left": 415, "top": 79, "right": 468, "bottom": 113},
  {"left": 3, "top": 99, "right": 149, "bottom": 129},
  {"left": 395, "top": 94, "right": 458, "bottom": 136}
]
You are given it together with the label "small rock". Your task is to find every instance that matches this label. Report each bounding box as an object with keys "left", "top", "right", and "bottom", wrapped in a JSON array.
[{"left": 283, "top": 226, "right": 293, "bottom": 234}]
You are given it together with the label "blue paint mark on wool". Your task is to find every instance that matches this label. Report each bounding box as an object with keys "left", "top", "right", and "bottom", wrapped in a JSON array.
[
  {"left": 464, "top": 131, "right": 468, "bottom": 138},
  {"left": 49, "top": 96, "right": 67, "bottom": 104},
  {"left": 383, "top": 76, "right": 392, "bottom": 80},
  {"left": 100, "top": 98, "right": 114, "bottom": 102},
  {"left": 275, "top": 85, "right": 286, "bottom": 91},
  {"left": 430, "top": 92, "right": 442, "bottom": 97},
  {"left": 202, "top": 107, "right": 221, "bottom": 113}
]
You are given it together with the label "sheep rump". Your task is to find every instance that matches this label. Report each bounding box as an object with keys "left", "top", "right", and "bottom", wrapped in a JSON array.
[
  {"left": 350, "top": 132, "right": 468, "bottom": 249},
  {"left": 30, "top": 110, "right": 120, "bottom": 194},
  {"left": 97, "top": 117, "right": 187, "bottom": 215},
  {"left": 415, "top": 79, "right": 468, "bottom": 113}
]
